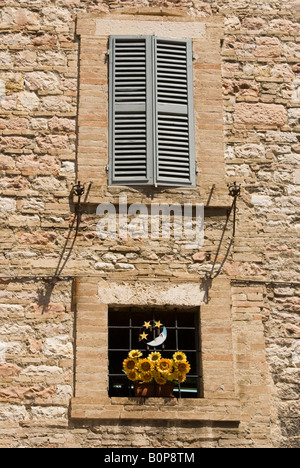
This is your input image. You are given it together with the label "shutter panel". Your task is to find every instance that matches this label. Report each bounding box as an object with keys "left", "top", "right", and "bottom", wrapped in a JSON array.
[
  {"left": 109, "top": 35, "right": 195, "bottom": 188},
  {"left": 154, "top": 38, "right": 195, "bottom": 187},
  {"left": 109, "top": 36, "right": 153, "bottom": 185}
]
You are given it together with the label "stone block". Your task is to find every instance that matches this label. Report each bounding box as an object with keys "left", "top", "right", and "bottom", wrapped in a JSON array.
[{"left": 235, "top": 103, "right": 288, "bottom": 126}]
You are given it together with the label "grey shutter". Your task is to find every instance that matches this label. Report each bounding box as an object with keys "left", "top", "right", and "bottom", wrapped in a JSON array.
[
  {"left": 154, "top": 38, "right": 195, "bottom": 187},
  {"left": 109, "top": 36, "right": 195, "bottom": 187},
  {"left": 109, "top": 36, "right": 153, "bottom": 185}
]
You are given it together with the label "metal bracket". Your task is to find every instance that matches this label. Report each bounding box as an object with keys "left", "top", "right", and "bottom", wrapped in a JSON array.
[
  {"left": 207, "top": 183, "right": 241, "bottom": 281},
  {"left": 228, "top": 182, "right": 241, "bottom": 198},
  {"left": 72, "top": 181, "right": 85, "bottom": 198}
]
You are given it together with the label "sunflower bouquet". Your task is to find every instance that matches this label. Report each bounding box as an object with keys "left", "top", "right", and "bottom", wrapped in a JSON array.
[{"left": 123, "top": 350, "right": 191, "bottom": 386}]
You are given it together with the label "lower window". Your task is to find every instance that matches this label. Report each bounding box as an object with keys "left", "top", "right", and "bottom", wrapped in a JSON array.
[{"left": 108, "top": 306, "right": 202, "bottom": 398}]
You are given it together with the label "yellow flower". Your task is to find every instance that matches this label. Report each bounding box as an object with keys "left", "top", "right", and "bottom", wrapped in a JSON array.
[
  {"left": 126, "top": 369, "right": 139, "bottom": 381},
  {"left": 173, "top": 351, "right": 187, "bottom": 363},
  {"left": 123, "top": 358, "right": 136, "bottom": 372},
  {"left": 167, "top": 372, "right": 178, "bottom": 382},
  {"left": 156, "top": 358, "right": 173, "bottom": 375},
  {"left": 129, "top": 350, "right": 143, "bottom": 359},
  {"left": 154, "top": 372, "right": 167, "bottom": 385},
  {"left": 137, "top": 358, "right": 154, "bottom": 373},
  {"left": 141, "top": 371, "right": 153, "bottom": 383},
  {"left": 177, "top": 372, "right": 187, "bottom": 383},
  {"left": 148, "top": 351, "right": 161, "bottom": 363},
  {"left": 175, "top": 361, "right": 191, "bottom": 374}
]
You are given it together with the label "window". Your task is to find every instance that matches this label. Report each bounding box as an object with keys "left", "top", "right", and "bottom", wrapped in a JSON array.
[
  {"left": 108, "top": 35, "right": 196, "bottom": 187},
  {"left": 72, "top": 277, "right": 240, "bottom": 421},
  {"left": 108, "top": 307, "right": 202, "bottom": 398}
]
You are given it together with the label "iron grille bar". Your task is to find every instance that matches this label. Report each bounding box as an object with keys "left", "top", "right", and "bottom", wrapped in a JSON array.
[{"left": 109, "top": 349, "right": 200, "bottom": 352}]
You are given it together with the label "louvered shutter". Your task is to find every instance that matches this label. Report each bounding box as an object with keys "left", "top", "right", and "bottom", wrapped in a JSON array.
[
  {"left": 109, "top": 36, "right": 153, "bottom": 185},
  {"left": 154, "top": 37, "right": 195, "bottom": 187},
  {"left": 109, "top": 35, "right": 195, "bottom": 187}
]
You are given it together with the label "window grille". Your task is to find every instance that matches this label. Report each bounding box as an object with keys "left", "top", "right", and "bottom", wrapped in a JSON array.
[{"left": 108, "top": 307, "right": 202, "bottom": 398}]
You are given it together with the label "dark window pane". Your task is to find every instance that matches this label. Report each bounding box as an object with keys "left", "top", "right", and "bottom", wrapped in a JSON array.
[
  {"left": 108, "top": 307, "right": 202, "bottom": 398},
  {"left": 178, "top": 329, "right": 196, "bottom": 350},
  {"left": 109, "top": 328, "right": 129, "bottom": 350},
  {"left": 109, "top": 308, "right": 130, "bottom": 326}
]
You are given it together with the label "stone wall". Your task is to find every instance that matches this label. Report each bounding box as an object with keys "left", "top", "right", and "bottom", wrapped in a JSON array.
[
  {"left": 0, "top": 0, "right": 299, "bottom": 448},
  {"left": 222, "top": 2, "right": 300, "bottom": 448}
]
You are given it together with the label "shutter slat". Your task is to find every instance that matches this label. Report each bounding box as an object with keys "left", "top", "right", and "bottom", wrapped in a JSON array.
[
  {"left": 157, "top": 91, "right": 188, "bottom": 100},
  {"left": 156, "top": 74, "right": 187, "bottom": 84},
  {"left": 156, "top": 68, "right": 187, "bottom": 76}
]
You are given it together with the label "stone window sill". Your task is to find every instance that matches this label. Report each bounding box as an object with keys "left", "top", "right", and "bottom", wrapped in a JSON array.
[{"left": 70, "top": 397, "right": 241, "bottom": 422}]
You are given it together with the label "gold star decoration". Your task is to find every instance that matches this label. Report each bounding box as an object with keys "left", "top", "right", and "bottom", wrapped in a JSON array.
[
  {"left": 154, "top": 320, "right": 163, "bottom": 329},
  {"left": 139, "top": 331, "right": 148, "bottom": 341},
  {"left": 143, "top": 321, "right": 151, "bottom": 329}
]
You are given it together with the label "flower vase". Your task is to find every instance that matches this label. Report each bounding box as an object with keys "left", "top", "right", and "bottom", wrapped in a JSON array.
[
  {"left": 156, "top": 382, "right": 175, "bottom": 398},
  {"left": 134, "top": 382, "right": 175, "bottom": 398},
  {"left": 134, "top": 382, "right": 156, "bottom": 397}
]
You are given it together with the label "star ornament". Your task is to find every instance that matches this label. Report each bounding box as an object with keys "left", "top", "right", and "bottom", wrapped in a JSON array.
[
  {"left": 139, "top": 319, "right": 165, "bottom": 345},
  {"left": 139, "top": 331, "right": 148, "bottom": 342}
]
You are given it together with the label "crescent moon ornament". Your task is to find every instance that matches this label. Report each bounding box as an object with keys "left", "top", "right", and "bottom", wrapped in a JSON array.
[{"left": 147, "top": 326, "right": 167, "bottom": 347}]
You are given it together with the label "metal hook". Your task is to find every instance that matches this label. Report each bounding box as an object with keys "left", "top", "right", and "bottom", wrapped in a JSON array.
[
  {"left": 72, "top": 181, "right": 85, "bottom": 198},
  {"left": 228, "top": 182, "right": 241, "bottom": 198}
]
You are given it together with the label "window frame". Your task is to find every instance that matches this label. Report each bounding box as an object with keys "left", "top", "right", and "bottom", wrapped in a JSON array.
[
  {"left": 71, "top": 277, "right": 241, "bottom": 423},
  {"left": 108, "top": 306, "right": 203, "bottom": 399}
]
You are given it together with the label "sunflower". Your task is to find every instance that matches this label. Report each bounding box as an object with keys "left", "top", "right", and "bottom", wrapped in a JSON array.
[
  {"left": 173, "top": 351, "right": 187, "bottom": 363},
  {"left": 175, "top": 361, "right": 191, "bottom": 374},
  {"left": 148, "top": 351, "right": 161, "bottom": 363},
  {"left": 156, "top": 358, "right": 173, "bottom": 375},
  {"left": 177, "top": 372, "right": 187, "bottom": 383},
  {"left": 154, "top": 372, "right": 167, "bottom": 385},
  {"left": 167, "top": 371, "right": 178, "bottom": 382},
  {"left": 126, "top": 369, "right": 140, "bottom": 381},
  {"left": 123, "top": 357, "right": 137, "bottom": 372},
  {"left": 129, "top": 350, "right": 143, "bottom": 359},
  {"left": 137, "top": 358, "right": 154, "bottom": 374},
  {"left": 141, "top": 371, "right": 153, "bottom": 383}
]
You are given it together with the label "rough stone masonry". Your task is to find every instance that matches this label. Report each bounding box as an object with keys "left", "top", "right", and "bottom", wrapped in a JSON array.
[{"left": 0, "top": 0, "right": 299, "bottom": 448}]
